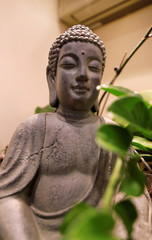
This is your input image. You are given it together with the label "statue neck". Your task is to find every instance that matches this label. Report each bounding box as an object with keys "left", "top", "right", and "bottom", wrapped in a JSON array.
[{"left": 56, "top": 107, "right": 97, "bottom": 124}]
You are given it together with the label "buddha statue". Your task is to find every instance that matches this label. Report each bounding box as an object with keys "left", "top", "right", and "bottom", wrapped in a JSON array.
[{"left": 0, "top": 25, "right": 151, "bottom": 240}]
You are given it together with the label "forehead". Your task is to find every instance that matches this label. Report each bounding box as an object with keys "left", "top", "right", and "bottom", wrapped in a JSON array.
[{"left": 59, "top": 41, "right": 103, "bottom": 61}]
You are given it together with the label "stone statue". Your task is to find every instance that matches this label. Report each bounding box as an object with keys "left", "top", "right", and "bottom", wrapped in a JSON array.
[{"left": 0, "top": 25, "right": 151, "bottom": 240}]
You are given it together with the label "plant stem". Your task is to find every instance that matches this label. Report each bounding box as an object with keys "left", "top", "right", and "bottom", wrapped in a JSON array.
[
  {"left": 118, "top": 26, "right": 152, "bottom": 75},
  {"left": 99, "top": 26, "right": 152, "bottom": 114},
  {"left": 102, "top": 157, "right": 123, "bottom": 210},
  {"left": 140, "top": 156, "right": 152, "bottom": 173}
]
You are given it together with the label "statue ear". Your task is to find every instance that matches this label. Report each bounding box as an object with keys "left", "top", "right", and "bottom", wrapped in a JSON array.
[{"left": 46, "top": 66, "right": 58, "bottom": 108}]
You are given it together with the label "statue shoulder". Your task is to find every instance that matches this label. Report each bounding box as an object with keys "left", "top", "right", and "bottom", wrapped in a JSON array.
[
  {"left": 14, "top": 112, "right": 55, "bottom": 136},
  {"left": 4, "top": 113, "right": 49, "bottom": 161},
  {"left": 20, "top": 113, "right": 47, "bottom": 129}
]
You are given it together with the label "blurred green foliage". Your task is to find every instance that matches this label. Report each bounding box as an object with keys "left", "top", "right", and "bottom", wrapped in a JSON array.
[{"left": 35, "top": 105, "right": 55, "bottom": 114}]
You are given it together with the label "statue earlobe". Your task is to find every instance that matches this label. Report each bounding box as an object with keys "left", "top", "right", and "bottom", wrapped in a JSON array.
[{"left": 46, "top": 66, "right": 58, "bottom": 108}]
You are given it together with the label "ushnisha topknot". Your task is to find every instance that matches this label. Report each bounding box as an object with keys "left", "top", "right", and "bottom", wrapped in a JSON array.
[{"left": 48, "top": 24, "right": 106, "bottom": 78}]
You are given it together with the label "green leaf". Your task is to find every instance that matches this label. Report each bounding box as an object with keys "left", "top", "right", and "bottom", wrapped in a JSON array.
[
  {"left": 147, "top": 105, "right": 152, "bottom": 129},
  {"left": 120, "top": 157, "right": 145, "bottom": 196},
  {"left": 98, "top": 84, "right": 138, "bottom": 98},
  {"left": 140, "top": 90, "right": 152, "bottom": 105},
  {"left": 61, "top": 202, "right": 92, "bottom": 234},
  {"left": 132, "top": 136, "right": 152, "bottom": 153},
  {"left": 114, "top": 199, "right": 137, "bottom": 237},
  {"left": 35, "top": 105, "right": 55, "bottom": 114},
  {"left": 108, "top": 96, "right": 152, "bottom": 139},
  {"left": 61, "top": 204, "right": 119, "bottom": 240},
  {"left": 96, "top": 124, "right": 132, "bottom": 156}
]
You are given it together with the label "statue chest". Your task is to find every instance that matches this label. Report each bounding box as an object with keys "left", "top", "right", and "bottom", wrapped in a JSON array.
[
  {"left": 31, "top": 115, "right": 102, "bottom": 213},
  {"left": 41, "top": 118, "right": 100, "bottom": 175}
]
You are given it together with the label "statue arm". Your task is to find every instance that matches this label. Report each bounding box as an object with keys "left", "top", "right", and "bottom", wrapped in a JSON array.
[
  {"left": 0, "top": 113, "right": 46, "bottom": 198},
  {"left": 0, "top": 114, "right": 46, "bottom": 239}
]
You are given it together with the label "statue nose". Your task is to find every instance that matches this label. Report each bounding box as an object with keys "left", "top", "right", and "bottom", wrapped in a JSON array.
[{"left": 76, "top": 66, "right": 88, "bottom": 82}]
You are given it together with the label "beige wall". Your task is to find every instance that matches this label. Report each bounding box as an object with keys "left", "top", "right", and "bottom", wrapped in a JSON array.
[
  {"left": 94, "top": 5, "right": 152, "bottom": 114},
  {"left": 0, "top": 0, "right": 66, "bottom": 149},
  {"left": 0, "top": 2, "right": 152, "bottom": 149}
]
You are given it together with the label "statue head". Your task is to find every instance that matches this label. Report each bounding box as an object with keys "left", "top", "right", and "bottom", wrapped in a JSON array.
[{"left": 47, "top": 25, "right": 106, "bottom": 112}]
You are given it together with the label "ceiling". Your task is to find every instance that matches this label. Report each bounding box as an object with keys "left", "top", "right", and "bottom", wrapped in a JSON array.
[{"left": 59, "top": 0, "right": 152, "bottom": 29}]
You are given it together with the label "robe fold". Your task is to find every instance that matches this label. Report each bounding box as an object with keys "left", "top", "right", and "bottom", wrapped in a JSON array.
[{"left": 0, "top": 113, "right": 46, "bottom": 198}]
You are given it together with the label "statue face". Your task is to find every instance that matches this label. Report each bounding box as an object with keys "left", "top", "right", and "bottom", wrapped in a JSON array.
[{"left": 55, "top": 41, "right": 103, "bottom": 112}]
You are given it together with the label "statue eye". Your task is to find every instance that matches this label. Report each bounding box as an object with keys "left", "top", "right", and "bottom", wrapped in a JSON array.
[
  {"left": 59, "top": 57, "right": 76, "bottom": 69},
  {"left": 60, "top": 63, "right": 76, "bottom": 69},
  {"left": 88, "top": 60, "right": 102, "bottom": 73}
]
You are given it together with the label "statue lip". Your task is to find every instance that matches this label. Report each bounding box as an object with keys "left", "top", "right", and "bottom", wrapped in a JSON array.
[{"left": 72, "top": 85, "right": 90, "bottom": 93}]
